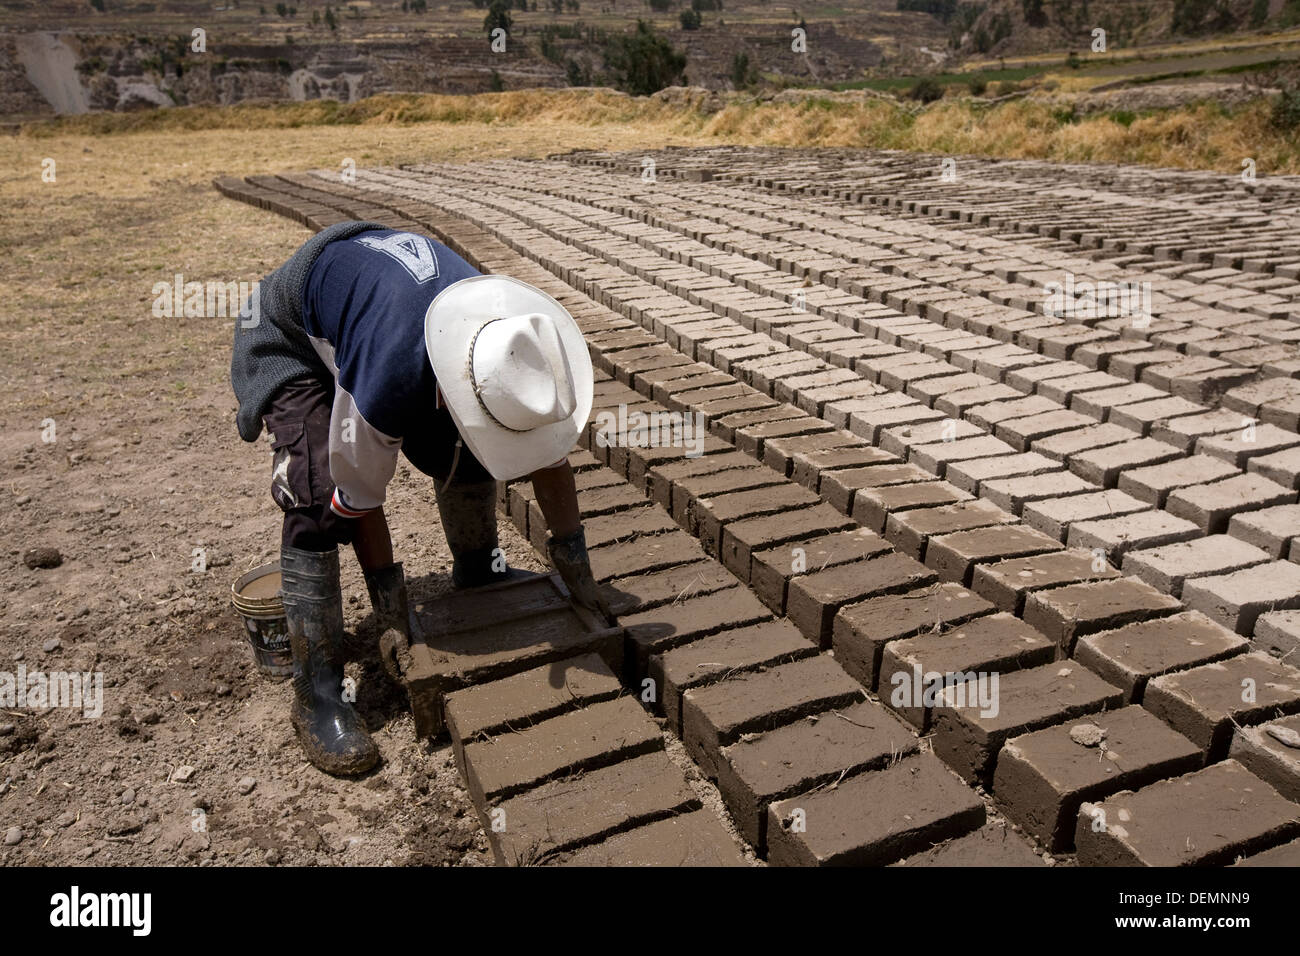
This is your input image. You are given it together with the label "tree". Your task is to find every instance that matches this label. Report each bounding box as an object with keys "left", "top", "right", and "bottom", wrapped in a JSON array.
[
  {"left": 325, "top": 5, "right": 338, "bottom": 28},
  {"left": 485, "top": 0, "right": 513, "bottom": 34},
  {"left": 679, "top": 7, "right": 700, "bottom": 28},
  {"left": 603, "top": 20, "right": 686, "bottom": 95},
  {"left": 730, "top": 50, "right": 756, "bottom": 89}
]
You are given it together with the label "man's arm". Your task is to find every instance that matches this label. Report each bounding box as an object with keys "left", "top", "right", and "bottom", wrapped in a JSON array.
[{"left": 352, "top": 506, "right": 394, "bottom": 572}]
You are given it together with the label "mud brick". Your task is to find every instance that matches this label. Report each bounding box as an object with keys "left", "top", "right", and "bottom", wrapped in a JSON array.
[
  {"left": 980, "top": 471, "right": 1097, "bottom": 516},
  {"left": 1149, "top": 408, "right": 1242, "bottom": 452},
  {"left": 1234, "top": 838, "right": 1300, "bottom": 867},
  {"left": 1073, "top": 338, "right": 1152, "bottom": 371},
  {"left": 1069, "top": 511, "right": 1204, "bottom": 568},
  {"left": 589, "top": 531, "right": 706, "bottom": 582},
  {"left": 794, "top": 381, "right": 883, "bottom": 417},
  {"left": 934, "top": 383, "right": 1022, "bottom": 417},
  {"left": 462, "top": 696, "right": 663, "bottom": 805},
  {"left": 650, "top": 620, "right": 816, "bottom": 731},
  {"left": 681, "top": 655, "right": 865, "bottom": 778},
  {"left": 444, "top": 654, "right": 624, "bottom": 746},
  {"left": 1024, "top": 577, "right": 1182, "bottom": 654},
  {"left": 886, "top": 499, "right": 1018, "bottom": 561},
  {"left": 890, "top": 821, "right": 1045, "bottom": 867},
  {"left": 832, "top": 584, "right": 995, "bottom": 690},
  {"left": 967, "top": 395, "right": 1060, "bottom": 430},
  {"left": 1076, "top": 760, "right": 1300, "bottom": 866},
  {"left": 1107, "top": 396, "right": 1205, "bottom": 435},
  {"left": 1035, "top": 372, "right": 1126, "bottom": 405},
  {"left": 622, "top": 586, "right": 773, "bottom": 681},
  {"left": 847, "top": 404, "right": 946, "bottom": 444},
  {"left": 1005, "top": 360, "right": 1090, "bottom": 391},
  {"left": 879, "top": 417, "right": 984, "bottom": 458},
  {"left": 1023, "top": 489, "right": 1152, "bottom": 542},
  {"left": 1144, "top": 652, "right": 1300, "bottom": 757},
  {"left": 788, "top": 553, "right": 937, "bottom": 645},
  {"left": 1223, "top": 377, "right": 1300, "bottom": 418},
  {"left": 931, "top": 661, "right": 1124, "bottom": 784},
  {"left": 852, "top": 482, "right": 973, "bottom": 532},
  {"left": 1071, "top": 383, "right": 1167, "bottom": 420},
  {"left": 652, "top": 372, "right": 736, "bottom": 408},
  {"left": 765, "top": 752, "right": 985, "bottom": 867},
  {"left": 879, "top": 613, "right": 1056, "bottom": 731},
  {"left": 1120, "top": 455, "right": 1246, "bottom": 509},
  {"left": 908, "top": 435, "right": 1018, "bottom": 477},
  {"left": 1246, "top": 446, "right": 1300, "bottom": 491},
  {"left": 1197, "top": 423, "right": 1300, "bottom": 469},
  {"left": 555, "top": 809, "right": 747, "bottom": 867},
  {"left": 623, "top": 436, "right": 733, "bottom": 489},
  {"left": 1254, "top": 610, "right": 1300, "bottom": 660},
  {"left": 1183, "top": 559, "right": 1300, "bottom": 634},
  {"left": 789, "top": 445, "right": 896, "bottom": 491},
  {"left": 1031, "top": 423, "right": 1134, "bottom": 462},
  {"left": 689, "top": 483, "right": 821, "bottom": 555},
  {"left": 1067, "top": 439, "right": 1183, "bottom": 489},
  {"left": 733, "top": 415, "right": 833, "bottom": 458},
  {"left": 576, "top": 482, "right": 649, "bottom": 518},
  {"left": 972, "top": 549, "right": 1120, "bottom": 614},
  {"left": 996, "top": 410, "right": 1095, "bottom": 453},
  {"left": 1122, "top": 535, "right": 1271, "bottom": 598},
  {"left": 908, "top": 371, "right": 994, "bottom": 405},
  {"left": 1074, "top": 610, "right": 1247, "bottom": 704},
  {"left": 819, "top": 462, "right": 937, "bottom": 514},
  {"left": 1229, "top": 714, "right": 1300, "bottom": 803},
  {"left": 488, "top": 751, "right": 700, "bottom": 865},
  {"left": 580, "top": 507, "right": 680, "bottom": 550},
  {"left": 925, "top": 524, "right": 1062, "bottom": 586},
  {"left": 750, "top": 528, "right": 893, "bottom": 614},
  {"left": 710, "top": 405, "right": 805, "bottom": 443},
  {"left": 720, "top": 504, "right": 855, "bottom": 582},
  {"left": 761, "top": 430, "right": 862, "bottom": 476},
  {"left": 670, "top": 466, "right": 785, "bottom": 526},
  {"left": 822, "top": 392, "right": 911, "bottom": 429},
  {"left": 598, "top": 561, "right": 736, "bottom": 618},
  {"left": 994, "top": 705, "right": 1203, "bottom": 852},
  {"left": 946, "top": 452, "right": 1063, "bottom": 495},
  {"left": 717, "top": 699, "right": 919, "bottom": 849}
]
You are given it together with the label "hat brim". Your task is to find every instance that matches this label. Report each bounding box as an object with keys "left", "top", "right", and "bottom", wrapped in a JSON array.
[{"left": 425, "top": 275, "right": 593, "bottom": 482}]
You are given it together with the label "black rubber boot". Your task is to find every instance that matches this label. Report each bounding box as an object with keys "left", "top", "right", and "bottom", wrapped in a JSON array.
[
  {"left": 435, "top": 480, "right": 528, "bottom": 588},
  {"left": 281, "top": 546, "right": 379, "bottom": 777}
]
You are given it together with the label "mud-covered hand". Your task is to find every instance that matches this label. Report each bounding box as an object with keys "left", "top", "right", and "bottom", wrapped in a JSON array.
[
  {"left": 547, "top": 528, "right": 612, "bottom": 621},
  {"left": 363, "top": 562, "right": 413, "bottom": 682}
]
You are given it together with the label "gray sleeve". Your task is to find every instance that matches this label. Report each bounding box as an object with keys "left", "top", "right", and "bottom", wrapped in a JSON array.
[{"left": 327, "top": 383, "right": 402, "bottom": 516}]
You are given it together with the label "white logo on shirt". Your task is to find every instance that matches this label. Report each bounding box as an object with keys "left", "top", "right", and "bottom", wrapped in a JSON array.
[{"left": 356, "top": 233, "right": 440, "bottom": 283}]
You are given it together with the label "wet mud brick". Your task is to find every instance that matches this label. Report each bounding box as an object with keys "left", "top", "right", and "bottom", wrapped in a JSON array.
[
  {"left": 1233, "top": 838, "right": 1300, "bottom": 867},
  {"left": 668, "top": 466, "right": 787, "bottom": 527},
  {"left": 1065, "top": 510, "right": 1202, "bottom": 564},
  {"left": 1165, "top": 473, "right": 1296, "bottom": 534},
  {"left": 765, "top": 753, "right": 985, "bottom": 867},
  {"left": 761, "top": 430, "right": 864, "bottom": 477},
  {"left": 852, "top": 482, "right": 974, "bottom": 533},
  {"left": 1254, "top": 610, "right": 1300, "bottom": 661},
  {"left": 649, "top": 620, "right": 817, "bottom": 731},
  {"left": 878, "top": 613, "right": 1057, "bottom": 731},
  {"left": 554, "top": 809, "right": 748, "bottom": 867},
  {"left": 461, "top": 695, "right": 664, "bottom": 806},
  {"left": 925, "top": 524, "right": 1062, "bottom": 586},
  {"left": 444, "top": 653, "right": 623, "bottom": 756},
  {"left": 972, "top": 549, "right": 1121, "bottom": 614},
  {"left": 597, "top": 561, "right": 736, "bottom": 618},
  {"left": 1121, "top": 535, "right": 1270, "bottom": 599},
  {"left": 833, "top": 583, "right": 995, "bottom": 690},
  {"left": 717, "top": 700, "right": 920, "bottom": 851},
  {"left": 621, "top": 435, "right": 734, "bottom": 490},
  {"left": 404, "top": 574, "right": 621, "bottom": 737},
  {"left": 488, "top": 751, "right": 701, "bottom": 865},
  {"left": 1181, "top": 559, "right": 1300, "bottom": 634},
  {"left": 750, "top": 527, "right": 892, "bottom": 614},
  {"left": 646, "top": 449, "right": 754, "bottom": 509},
  {"left": 575, "top": 482, "right": 648, "bottom": 519},
  {"left": 719, "top": 503, "right": 855, "bottom": 583},
  {"left": 884, "top": 499, "right": 1017, "bottom": 561},
  {"left": 930, "top": 662, "right": 1124, "bottom": 784},
  {"left": 579, "top": 506, "right": 680, "bottom": 550},
  {"left": 621, "top": 586, "right": 773, "bottom": 683},
  {"left": 1073, "top": 611, "right": 1248, "bottom": 704},
  {"left": 1075, "top": 760, "right": 1300, "bottom": 867},
  {"left": 787, "top": 552, "right": 937, "bottom": 646},
  {"left": 788, "top": 445, "right": 897, "bottom": 491},
  {"left": 993, "top": 705, "right": 1202, "bottom": 852},
  {"left": 1229, "top": 714, "right": 1300, "bottom": 803},
  {"left": 1142, "top": 652, "right": 1300, "bottom": 758},
  {"left": 733, "top": 416, "right": 833, "bottom": 459},
  {"left": 890, "top": 823, "right": 1046, "bottom": 867},
  {"left": 1022, "top": 577, "right": 1182, "bottom": 656},
  {"left": 688, "top": 483, "right": 821, "bottom": 556},
  {"left": 680, "top": 655, "right": 865, "bottom": 779},
  {"left": 588, "top": 531, "right": 707, "bottom": 582}
]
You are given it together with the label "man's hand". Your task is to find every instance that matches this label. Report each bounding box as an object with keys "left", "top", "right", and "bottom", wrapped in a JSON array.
[
  {"left": 363, "top": 561, "right": 412, "bottom": 682},
  {"left": 547, "top": 527, "right": 613, "bottom": 622}
]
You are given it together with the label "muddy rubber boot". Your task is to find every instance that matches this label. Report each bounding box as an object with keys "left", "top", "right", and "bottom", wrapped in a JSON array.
[
  {"left": 281, "top": 546, "right": 379, "bottom": 777},
  {"left": 435, "top": 480, "right": 528, "bottom": 588},
  {"left": 363, "top": 562, "right": 413, "bottom": 683}
]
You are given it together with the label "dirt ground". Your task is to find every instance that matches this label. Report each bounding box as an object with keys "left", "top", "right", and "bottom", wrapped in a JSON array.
[{"left": 0, "top": 119, "right": 707, "bottom": 866}]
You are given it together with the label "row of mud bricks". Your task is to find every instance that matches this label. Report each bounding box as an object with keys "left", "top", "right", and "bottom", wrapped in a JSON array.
[{"left": 213, "top": 163, "right": 1300, "bottom": 866}]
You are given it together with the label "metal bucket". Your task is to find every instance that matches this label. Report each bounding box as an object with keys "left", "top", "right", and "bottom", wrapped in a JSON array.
[{"left": 231, "top": 563, "right": 292, "bottom": 680}]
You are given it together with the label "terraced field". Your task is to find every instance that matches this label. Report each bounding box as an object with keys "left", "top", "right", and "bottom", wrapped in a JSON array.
[{"left": 214, "top": 147, "right": 1300, "bottom": 866}]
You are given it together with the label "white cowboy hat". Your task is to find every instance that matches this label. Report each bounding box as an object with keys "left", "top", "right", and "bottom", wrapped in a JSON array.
[{"left": 424, "top": 275, "right": 593, "bottom": 482}]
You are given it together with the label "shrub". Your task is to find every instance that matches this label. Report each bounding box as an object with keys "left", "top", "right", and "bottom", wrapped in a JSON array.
[
  {"left": 910, "top": 76, "right": 943, "bottom": 103},
  {"left": 603, "top": 20, "right": 686, "bottom": 95}
]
